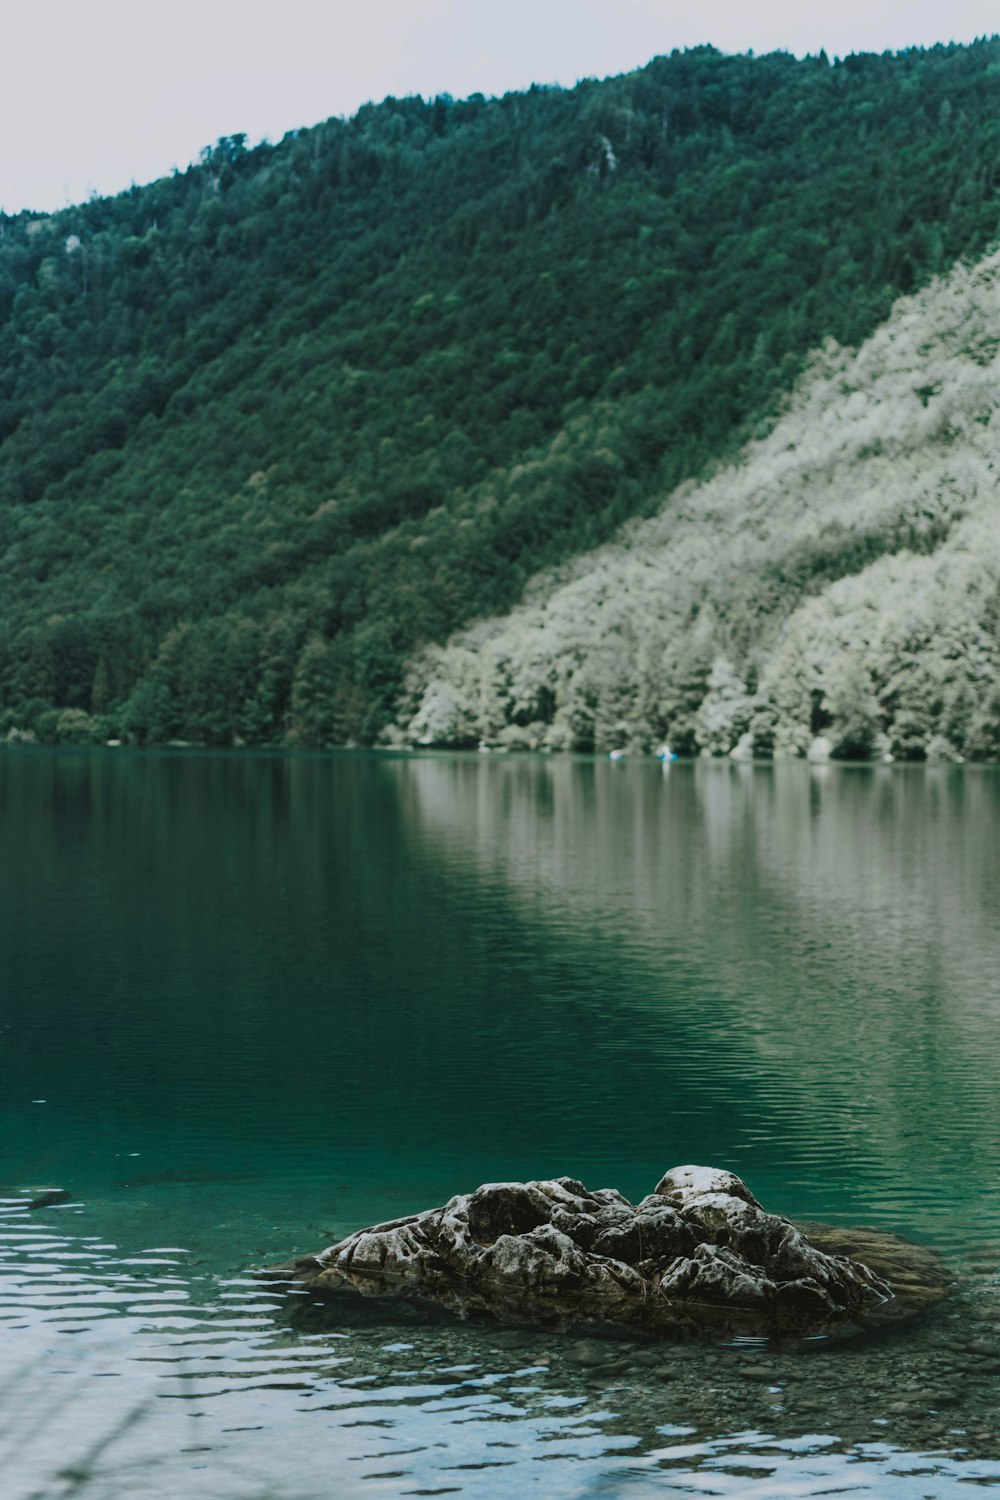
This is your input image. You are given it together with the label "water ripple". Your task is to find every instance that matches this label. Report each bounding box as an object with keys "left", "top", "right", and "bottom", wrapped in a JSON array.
[{"left": 0, "top": 1203, "right": 999, "bottom": 1499}]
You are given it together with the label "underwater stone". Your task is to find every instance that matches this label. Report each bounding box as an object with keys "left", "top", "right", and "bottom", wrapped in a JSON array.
[{"left": 25, "top": 1187, "right": 72, "bottom": 1210}]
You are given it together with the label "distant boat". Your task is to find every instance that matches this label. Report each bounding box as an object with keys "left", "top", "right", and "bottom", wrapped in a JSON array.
[
  {"left": 609, "top": 748, "right": 627, "bottom": 761},
  {"left": 655, "top": 743, "right": 677, "bottom": 762}
]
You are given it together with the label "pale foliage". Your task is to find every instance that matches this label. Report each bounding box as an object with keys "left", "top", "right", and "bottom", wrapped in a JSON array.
[{"left": 398, "top": 248, "right": 1000, "bottom": 758}]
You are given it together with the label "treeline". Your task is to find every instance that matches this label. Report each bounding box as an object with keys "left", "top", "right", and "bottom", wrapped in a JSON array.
[{"left": 3, "top": 41, "right": 1000, "bottom": 746}]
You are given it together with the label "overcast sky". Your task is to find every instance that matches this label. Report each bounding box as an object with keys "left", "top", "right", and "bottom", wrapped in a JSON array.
[{"left": 2, "top": 0, "right": 998, "bottom": 213}]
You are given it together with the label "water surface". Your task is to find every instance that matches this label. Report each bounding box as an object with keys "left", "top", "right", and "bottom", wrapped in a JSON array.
[{"left": 2, "top": 750, "right": 999, "bottom": 1497}]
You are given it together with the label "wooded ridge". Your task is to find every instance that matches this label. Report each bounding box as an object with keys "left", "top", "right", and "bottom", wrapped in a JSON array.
[
  {"left": 2, "top": 40, "right": 999, "bottom": 754},
  {"left": 400, "top": 250, "right": 1000, "bottom": 761}
]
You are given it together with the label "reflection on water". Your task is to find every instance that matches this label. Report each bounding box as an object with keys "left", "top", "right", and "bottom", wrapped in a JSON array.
[
  {"left": 402, "top": 756, "right": 1000, "bottom": 1241},
  {"left": 404, "top": 762, "right": 1000, "bottom": 1242},
  {"left": 2, "top": 750, "right": 1000, "bottom": 1496}
]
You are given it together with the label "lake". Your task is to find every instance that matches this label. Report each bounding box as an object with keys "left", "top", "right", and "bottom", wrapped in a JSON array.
[{"left": 2, "top": 748, "right": 999, "bottom": 1498}]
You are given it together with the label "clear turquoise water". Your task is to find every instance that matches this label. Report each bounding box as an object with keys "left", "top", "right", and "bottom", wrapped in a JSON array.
[{"left": 2, "top": 749, "right": 999, "bottom": 1497}]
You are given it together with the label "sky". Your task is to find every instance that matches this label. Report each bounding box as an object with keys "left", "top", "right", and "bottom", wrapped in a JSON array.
[{"left": 2, "top": 0, "right": 998, "bottom": 214}]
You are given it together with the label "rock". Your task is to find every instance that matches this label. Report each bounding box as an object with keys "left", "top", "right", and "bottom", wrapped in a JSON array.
[
  {"left": 796, "top": 1221, "right": 950, "bottom": 1324},
  {"left": 566, "top": 1339, "right": 606, "bottom": 1367},
  {"left": 25, "top": 1187, "right": 72, "bottom": 1210},
  {"left": 630, "top": 1347, "right": 666, "bottom": 1367},
  {"left": 957, "top": 1338, "right": 995, "bottom": 1356},
  {"left": 261, "top": 1165, "right": 949, "bottom": 1341}
]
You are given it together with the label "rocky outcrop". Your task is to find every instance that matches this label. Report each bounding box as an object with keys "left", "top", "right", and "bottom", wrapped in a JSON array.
[{"left": 263, "top": 1165, "right": 944, "bottom": 1339}]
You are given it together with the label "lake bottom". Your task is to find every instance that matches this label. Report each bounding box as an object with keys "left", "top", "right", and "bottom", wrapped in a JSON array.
[{"left": 4, "top": 1198, "right": 1000, "bottom": 1500}]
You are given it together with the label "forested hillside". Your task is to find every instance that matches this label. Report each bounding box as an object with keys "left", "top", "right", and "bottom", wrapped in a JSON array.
[
  {"left": 2, "top": 41, "right": 1000, "bottom": 749},
  {"left": 400, "top": 250, "right": 1000, "bottom": 761}
]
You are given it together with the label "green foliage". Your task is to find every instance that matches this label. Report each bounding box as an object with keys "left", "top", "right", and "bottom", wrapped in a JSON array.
[
  {"left": 3, "top": 41, "right": 1000, "bottom": 743},
  {"left": 400, "top": 238, "right": 1000, "bottom": 762}
]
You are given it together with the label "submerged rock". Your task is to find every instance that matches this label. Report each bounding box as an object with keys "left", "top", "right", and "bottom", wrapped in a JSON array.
[
  {"left": 262, "top": 1166, "right": 947, "bottom": 1339},
  {"left": 25, "top": 1187, "right": 72, "bottom": 1210}
]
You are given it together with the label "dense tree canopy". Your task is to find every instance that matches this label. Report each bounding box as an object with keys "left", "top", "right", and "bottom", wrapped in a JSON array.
[
  {"left": 400, "top": 248, "right": 1000, "bottom": 762},
  {"left": 2, "top": 41, "right": 1000, "bottom": 748}
]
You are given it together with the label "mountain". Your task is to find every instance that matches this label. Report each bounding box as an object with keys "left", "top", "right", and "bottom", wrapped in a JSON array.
[{"left": 2, "top": 40, "right": 1000, "bottom": 753}]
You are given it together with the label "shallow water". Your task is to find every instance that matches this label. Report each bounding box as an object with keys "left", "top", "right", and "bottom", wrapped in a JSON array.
[{"left": 2, "top": 750, "right": 999, "bottom": 1496}]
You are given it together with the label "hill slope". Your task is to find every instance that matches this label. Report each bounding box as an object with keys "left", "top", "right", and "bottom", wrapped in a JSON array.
[
  {"left": 400, "top": 248, "right": 1000, "bottom": 761},
  {"left": 2, "top": 41, "right": 1000, "bottom": 747}
]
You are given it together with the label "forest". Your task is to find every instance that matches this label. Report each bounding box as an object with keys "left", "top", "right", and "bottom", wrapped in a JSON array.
[
  {"left": 2, "top": 40, "right": 1000, "bottom": 754},
  {"left": 400, "top": 251, "right": 1000, "bottom": 761}
]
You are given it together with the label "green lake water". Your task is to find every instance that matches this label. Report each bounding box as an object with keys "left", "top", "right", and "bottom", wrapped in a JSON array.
[{"left": 2, "top": 748, "right": 999, "bottom": 1498}]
